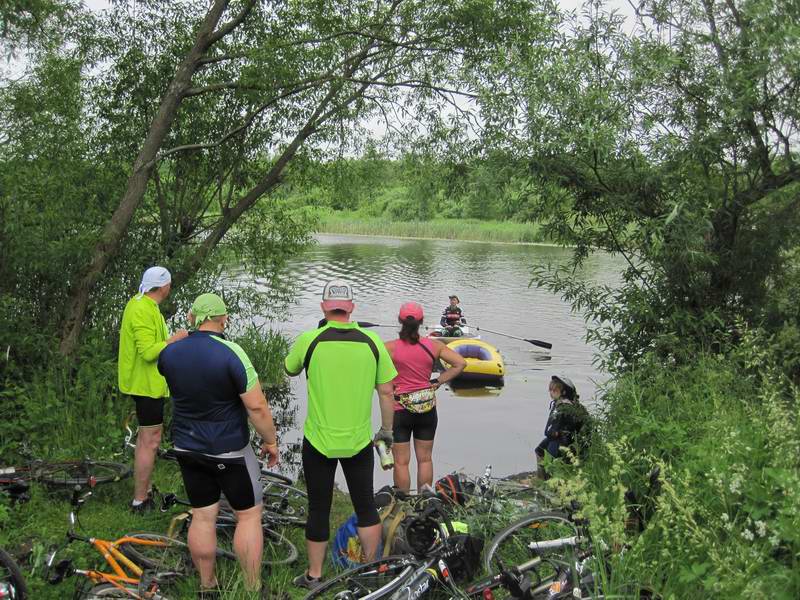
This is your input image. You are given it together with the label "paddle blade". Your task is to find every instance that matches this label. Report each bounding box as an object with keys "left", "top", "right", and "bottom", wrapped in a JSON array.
[{"left": 526, "top": 339, "right": 553, "bottom": 350}]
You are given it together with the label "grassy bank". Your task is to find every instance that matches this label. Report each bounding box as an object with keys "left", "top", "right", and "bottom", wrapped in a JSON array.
[{"left": 315, "top": 209, "right": 549, "bottom": 244}]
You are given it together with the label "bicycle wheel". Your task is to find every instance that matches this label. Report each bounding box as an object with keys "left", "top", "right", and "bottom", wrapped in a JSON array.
[
  {"left": 79, "top": 583, "right": 169, "bottom": 599},
  {"left": 259, "top": 469, "right": 293, "bottom": 485},
  {"left": 215, "top": 520, "right": 299, "bottom": 566},
  {"left": 261, "top": 479, "right": 307, "bottom": 527},
  {"left": 38, "top": 461, "right": 132, "bottom": 487},
  {"left": 118, "top": 533, "right": 233, "bottom": 575},
  {"left": 303, "top": 556, "right": 418, "bottom": 600},
  {"left": 0, "top": 547, "right": 27, "bottom": 600},
  {"left": 483, "top": 512, "right": 579, "bottom": 583}
]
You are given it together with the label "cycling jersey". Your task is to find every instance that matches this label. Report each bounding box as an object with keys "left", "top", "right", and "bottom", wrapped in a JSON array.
[
  {"left": 118, "top": 293, "right": 170, "bottom": 398},
  {"left": 285, "top": 321, "right": 397, "bottom": 458},
  {"left": 158, "top": 330, "right": 257, "bottom": 455}
]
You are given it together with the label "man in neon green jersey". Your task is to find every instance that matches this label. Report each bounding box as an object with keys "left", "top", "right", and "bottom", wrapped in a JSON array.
[
  {"left": 118, "top": 266, "right": 188, "bottom": 512},
  {"left": 285, "top": 280, "right": 397, "bottom": 590}
]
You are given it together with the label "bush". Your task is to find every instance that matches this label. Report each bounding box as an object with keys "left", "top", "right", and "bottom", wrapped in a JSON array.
[{"left": 543, "top": 340, "right": 800, "bottom": 598}]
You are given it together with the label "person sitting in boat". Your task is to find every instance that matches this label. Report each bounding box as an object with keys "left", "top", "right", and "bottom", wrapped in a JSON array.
[
  {"left": 534, "top": 375, "right": 589, "bottom": 480},
  {"left": 440, "top": 295, "right": 466, "bottom": 337}
]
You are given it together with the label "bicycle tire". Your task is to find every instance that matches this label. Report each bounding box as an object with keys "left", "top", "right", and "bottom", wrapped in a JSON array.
[
  {"left": 0, "top": 547, "right": 27, "bottom": 600},
  {"left": 261, "top": 480, "right": 307, "bottom": 527},
  {"left": 38, "top": 461, "right": 132, "bottom": 487},
  {"left": 118, "top": 533, "right": 233, "bottom": 575},
  {"left": 259, "top": 469, "right": 293, "bottom": 486},
  {"left": 302, "top": 556, "right": 418, "bottom": 600},
  {"left": 215, "top": 519, "right": 299, "bottom": 566},
  {"left": 483, "top": 512, "right": 579, "bottom": 580},
  {"left": 78, "top": 583, "right": 169, "bottom": 599}
]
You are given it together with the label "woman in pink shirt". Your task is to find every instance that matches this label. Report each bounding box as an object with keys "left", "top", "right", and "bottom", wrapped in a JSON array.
[{"left": 385, "top": 302, "right": 466, "bottom": 492}]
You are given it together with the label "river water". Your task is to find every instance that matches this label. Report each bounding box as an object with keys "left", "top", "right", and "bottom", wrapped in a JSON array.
[{"left": 266, "top": 234, "right": 621, "bottom": 486}]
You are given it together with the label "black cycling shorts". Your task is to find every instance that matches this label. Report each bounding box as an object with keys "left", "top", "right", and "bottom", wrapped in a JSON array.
[
  {"left": 131, "top": 395, "right": 164, "bottom": 428},
  {"left": 175, "top": 445, "right": 263, "bottom": 511},
  {"left": 392, "top": 406, "right": 438, "bottom": 443}
]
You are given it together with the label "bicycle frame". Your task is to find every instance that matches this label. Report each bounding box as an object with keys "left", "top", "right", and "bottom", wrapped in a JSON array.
[
  {"left": 47, "top": 490, "right": 170, "bottom": 598},
  {"left": 70, "top": 535, "right": 168, "bottom": 588}
]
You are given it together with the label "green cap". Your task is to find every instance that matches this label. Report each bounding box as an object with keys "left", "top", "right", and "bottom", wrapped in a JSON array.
[{"left": 191, "top": 293, "right": 227, "bottom": 326}]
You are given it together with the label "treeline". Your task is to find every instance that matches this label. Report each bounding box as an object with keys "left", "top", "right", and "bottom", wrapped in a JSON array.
[
  {"left": 2, "top": 0, "right": 800, "bottom": 596},
  {"left": 285, "top": 150, "right": 545, "bottom": 223}
]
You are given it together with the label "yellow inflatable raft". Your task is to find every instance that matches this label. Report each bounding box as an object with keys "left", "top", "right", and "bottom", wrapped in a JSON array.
[{"left": 444, "top": 339, "right": 505, "bottom": 386}]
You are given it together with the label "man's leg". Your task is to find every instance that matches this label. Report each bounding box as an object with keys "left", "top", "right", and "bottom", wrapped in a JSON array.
[
  {"left": 133, "top": 425, "right": 161, "bottom": 502},
  {"left": 233, "top": 504, "right": 264, "bottom": 591},
  {"left": 132, "top": 396, "right": 164, "bottom": 503},
  {"left": 392, "top": 442, "right": 412, "bottom": 492},
  {"left": 301, "top": 438, "right": 337, "bottom": 580},
  {"left": 341, "top": 444, "right": 381, "bottom": 562},
  {"left": 187, "top": 502, "right": 220, "bottom": 589}
]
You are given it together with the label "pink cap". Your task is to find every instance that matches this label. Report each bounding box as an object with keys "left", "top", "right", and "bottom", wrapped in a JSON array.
[{"left": 399, "top": 302, "right": 424, "bottom": 321}]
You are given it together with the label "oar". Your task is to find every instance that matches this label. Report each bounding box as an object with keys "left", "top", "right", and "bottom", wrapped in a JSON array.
[
  {"left": 474, "top": 326, "right": 552, "bottom": 350},
  {"left": 356, "top": 321, "right": 393, "bottom": 328}
]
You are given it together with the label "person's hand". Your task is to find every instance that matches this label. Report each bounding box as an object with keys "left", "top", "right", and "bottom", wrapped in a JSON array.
[
  {"left": 373, "top": 427, "right": 394, "bottom": 449},
  {"left": 260, "top": 441, "right": 279, "bottom": 467},
  {"left": 431, "top": 380, "right": 442, "bottom": 391},
  {"left": 168, "top": 329, "right": 189, "bottom": 344}
]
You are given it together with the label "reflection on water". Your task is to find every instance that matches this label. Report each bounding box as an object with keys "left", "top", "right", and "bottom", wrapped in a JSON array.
[{"left": 259, "top": 234, "right": 621, "bottom": 483}]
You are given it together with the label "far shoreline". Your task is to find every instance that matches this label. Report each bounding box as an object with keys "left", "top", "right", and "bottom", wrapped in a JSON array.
[{"left": 314, "top": 228, "right": 565, "bottom": 247}]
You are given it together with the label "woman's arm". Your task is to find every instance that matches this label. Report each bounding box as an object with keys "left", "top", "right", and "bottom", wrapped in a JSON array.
[{"left": 433, "top": 341, "right": 466, "bottom": 387}]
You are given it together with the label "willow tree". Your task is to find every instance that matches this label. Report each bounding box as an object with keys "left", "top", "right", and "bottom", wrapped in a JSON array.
[
  {"left": 471, "top": 0, "right": 800, "bottom": 370},
  {"left": 37, "top": 0, "right": 545, "bottom": 355}
]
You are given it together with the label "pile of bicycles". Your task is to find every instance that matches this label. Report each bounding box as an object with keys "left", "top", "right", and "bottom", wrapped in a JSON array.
[{"left": 299, "top": 466, "right": 661, "bottom": 600}]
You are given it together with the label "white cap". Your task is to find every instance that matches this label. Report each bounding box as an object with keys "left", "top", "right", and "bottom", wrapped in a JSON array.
[{"left": 139, "top": 266, "right": 172, "bottom": 293}]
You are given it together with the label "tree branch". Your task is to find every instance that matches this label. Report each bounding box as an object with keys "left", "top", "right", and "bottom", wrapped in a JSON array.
[{"left": 206, "top": 0, "right": 256, "bottom": 47}]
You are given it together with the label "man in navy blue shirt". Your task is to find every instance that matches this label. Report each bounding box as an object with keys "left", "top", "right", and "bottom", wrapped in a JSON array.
[{"left": 158, "top": 293, "right": 279, "bottom": 598}]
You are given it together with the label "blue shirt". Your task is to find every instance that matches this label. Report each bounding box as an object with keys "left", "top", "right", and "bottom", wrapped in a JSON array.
[{"left": 158, "top": 330, "right": 258, "bottom": 454}]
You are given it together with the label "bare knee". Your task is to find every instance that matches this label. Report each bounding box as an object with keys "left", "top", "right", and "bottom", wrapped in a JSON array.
[
  {"left": 138, "top": 426, "right": 162, "bottom": 450},
  {"left": 234, "top": 504, "right": 263, "bottom": 532}
]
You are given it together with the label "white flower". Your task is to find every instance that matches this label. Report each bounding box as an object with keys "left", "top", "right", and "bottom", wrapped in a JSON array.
[
  {"left": 741, "top": 529, "right": 755, "bottom": 541},
  {"left": 755, "top": 521, "right": 767, "bottom": 537},
  {"left": 769, "top": 535, "right": 780, "bottom": 548}
]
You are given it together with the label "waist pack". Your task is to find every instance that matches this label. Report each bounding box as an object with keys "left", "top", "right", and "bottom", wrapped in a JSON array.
[{"left": 395, "top": 386, "right": 437, "bottom": 414}]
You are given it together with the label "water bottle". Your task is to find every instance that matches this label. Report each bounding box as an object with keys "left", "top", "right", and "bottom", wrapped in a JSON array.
[{"left": 374, "top": 440, "right": 394, "bottom": 470}]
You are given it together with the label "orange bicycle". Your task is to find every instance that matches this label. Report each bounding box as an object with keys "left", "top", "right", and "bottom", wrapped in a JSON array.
[{"left": 45, "top": 488, "right": 186, "bottom": 599}]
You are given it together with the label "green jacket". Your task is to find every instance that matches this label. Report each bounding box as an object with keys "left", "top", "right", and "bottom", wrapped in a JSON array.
[{"left": 118, "top": 293, "right": 170, "bottom": 398}]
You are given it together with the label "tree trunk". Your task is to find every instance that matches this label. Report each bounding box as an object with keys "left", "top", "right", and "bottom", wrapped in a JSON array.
[{"left": 58, "top": 0, "right": 231, "bottom": 356}]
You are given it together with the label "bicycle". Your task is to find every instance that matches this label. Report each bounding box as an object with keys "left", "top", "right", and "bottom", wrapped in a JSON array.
[
  {"left": 159, "top": 491, "right": 299, "bottom": 566},
  {"left": 478, "top": 469, "right": 663, "bottom": 599},
  {"left": 44, "top": 487, "right": 239, "bottom": 599},
  {"left": 459, "top": 465, "right": 555, "bottom": 514},
  {"left": 0, "top": 547, "right": 27, "bottom": 599},
  {"left": 0, "top": 448, "right": 130, "bottom": 491}
]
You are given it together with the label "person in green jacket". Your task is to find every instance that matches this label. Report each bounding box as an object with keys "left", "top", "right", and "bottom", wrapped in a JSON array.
[{"left": 118, "top": 266, "right": 187, "bottom": 512}]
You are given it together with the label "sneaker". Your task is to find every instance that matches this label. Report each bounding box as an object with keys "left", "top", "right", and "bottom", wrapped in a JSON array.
[
  {"left": 197, "top": 589, "right": 221, "bottom": 600},
  {"left": 130, "top": 496, "right": 156, "bottom": 514},
  {"left": 292, "top": 572, "right": 322, "bottom": 591}
]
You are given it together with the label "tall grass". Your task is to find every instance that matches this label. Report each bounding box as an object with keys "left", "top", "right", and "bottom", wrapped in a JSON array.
[
  {"left": 543, "top": 336, "right": 800, "bottom": 598},
  {"left": 316, "top": 209, "right": 549, "bottom": 244}
]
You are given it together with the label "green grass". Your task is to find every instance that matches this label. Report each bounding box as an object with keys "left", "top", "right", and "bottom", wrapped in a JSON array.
[
  {"left": 0, "top": 459, "right": 354, "bottom": 599},
  {"left": 315, "top": 209, "right": 549, "bottom": 244}
]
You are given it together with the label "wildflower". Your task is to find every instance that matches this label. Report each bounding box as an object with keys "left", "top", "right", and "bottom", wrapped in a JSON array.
[
  {"left": 769, "top": 535, "right": 780, "bottom": 548},
  {"left": 755, "top": 521, "right": 767, "bottom": 537},
  {"left": 741, "top": 529, "right": 754, "bottom": 541}
]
